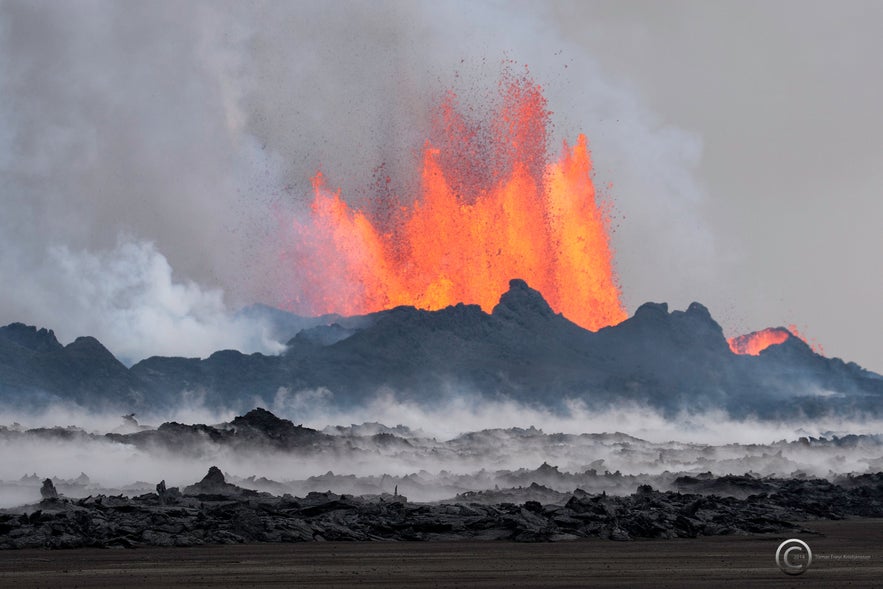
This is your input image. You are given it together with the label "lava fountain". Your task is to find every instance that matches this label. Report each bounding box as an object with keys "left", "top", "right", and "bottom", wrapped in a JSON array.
[{"left": 286, "top": 71, "right": 627, "bottom": 332}]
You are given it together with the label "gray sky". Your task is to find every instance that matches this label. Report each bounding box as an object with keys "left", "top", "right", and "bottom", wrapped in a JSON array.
[
  {"left": 0, "top": 0, "right": 880, "bottom": 372},
  {"left": 550, "top": 1, "right": 883, "bottom": 370}
]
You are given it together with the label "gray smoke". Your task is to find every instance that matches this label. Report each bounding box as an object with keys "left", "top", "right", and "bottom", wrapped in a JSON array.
[{"left": 1, "top": 1, "right": 875, "bottom": 370}]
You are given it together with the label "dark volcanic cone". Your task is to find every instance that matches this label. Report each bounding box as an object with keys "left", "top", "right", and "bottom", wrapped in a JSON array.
[{"left": 183, "top": 466, "right": 249, "bottom": 497}]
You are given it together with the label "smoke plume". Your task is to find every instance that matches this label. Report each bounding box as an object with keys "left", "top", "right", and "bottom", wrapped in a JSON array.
[{"left": 0, "top": 1, "right": 715, "bottom": 361}]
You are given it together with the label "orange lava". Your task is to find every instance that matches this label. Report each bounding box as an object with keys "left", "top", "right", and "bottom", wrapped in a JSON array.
[
  {"left": 728, "top": 328, "right": 792, "bottom": 356},
  {"left": 288, "top": 72, "right": 627, "bottom": 331},
  {"left": 728, "top": 324, "right": 824, "bottom": 356}
]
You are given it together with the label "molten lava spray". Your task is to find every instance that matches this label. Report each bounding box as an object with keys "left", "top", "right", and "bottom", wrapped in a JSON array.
[{"left": 288, "top": 72, "right": 627, "bottom": 331}]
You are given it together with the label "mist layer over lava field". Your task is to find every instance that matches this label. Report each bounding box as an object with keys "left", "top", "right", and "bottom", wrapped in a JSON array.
[
  {"left": 4, "top": 406, "right": 883, "bottom": 506},
  {"left": 3, "top": 407, "right": 883, "bottom": 549}
]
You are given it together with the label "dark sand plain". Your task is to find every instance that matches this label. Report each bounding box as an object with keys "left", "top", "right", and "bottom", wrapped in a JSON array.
[{"left": 0, "top": 519, "right": 880, "bottom": 588}]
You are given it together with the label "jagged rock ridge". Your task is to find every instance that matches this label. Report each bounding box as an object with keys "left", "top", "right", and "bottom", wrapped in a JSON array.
[{"left": 1, "top": 280, "right": 881, "bottom": 417}]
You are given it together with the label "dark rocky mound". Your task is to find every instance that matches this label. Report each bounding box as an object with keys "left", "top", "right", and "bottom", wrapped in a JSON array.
[
  {"left": 104, "top": 409, "right": 330, "bottom": 454},
  {"left": 3, "top": 469, "right": 883, "bottom": 549},
  {"left": 229, "top": 408, "right": 323, "bottom": 447},
  {"left": 181, "top": 466, "right": 260, "bottom": 499}
]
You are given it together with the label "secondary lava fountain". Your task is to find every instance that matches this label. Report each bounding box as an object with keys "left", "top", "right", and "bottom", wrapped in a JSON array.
[
  {"left": 728, "top": 324, "right": 822, "bottom": 356},
  {"left": 287, "top": 71, "right": 627, "bottom": 331},
  {"left": 728, "top": 328, "right": 792, "bottom": 356}
]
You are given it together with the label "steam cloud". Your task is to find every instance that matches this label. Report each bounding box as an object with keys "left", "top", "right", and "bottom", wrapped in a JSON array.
[
  {"left": 0, "top": 1, "right": 715, "bottom": 362},
  {"left": 22, "top": 238, "right": 284, "bottom": 363}
]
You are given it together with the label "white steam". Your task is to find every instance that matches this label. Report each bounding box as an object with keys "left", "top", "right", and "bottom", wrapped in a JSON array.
[
  {"left": 268, "top": 389, "right": 883, "bottom": 446},
  {"left": 11, "top": 237, "right": 284, "bottom": 363}
]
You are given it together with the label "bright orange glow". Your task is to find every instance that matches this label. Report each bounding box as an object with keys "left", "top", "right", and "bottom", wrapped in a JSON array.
[
  {"left": 728, "top": 328, "right": 791, "bottom": 356},
  {"left": 288, "top": 72, "right": 627, "bottom": 331},
  {"left": 728, "top": 324, "right": 824, "bottom": 356}
]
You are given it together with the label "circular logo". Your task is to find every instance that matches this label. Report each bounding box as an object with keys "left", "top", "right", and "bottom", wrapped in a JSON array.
[{"left": 776, "top": 538, "right": 813, "bottom": 575}]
